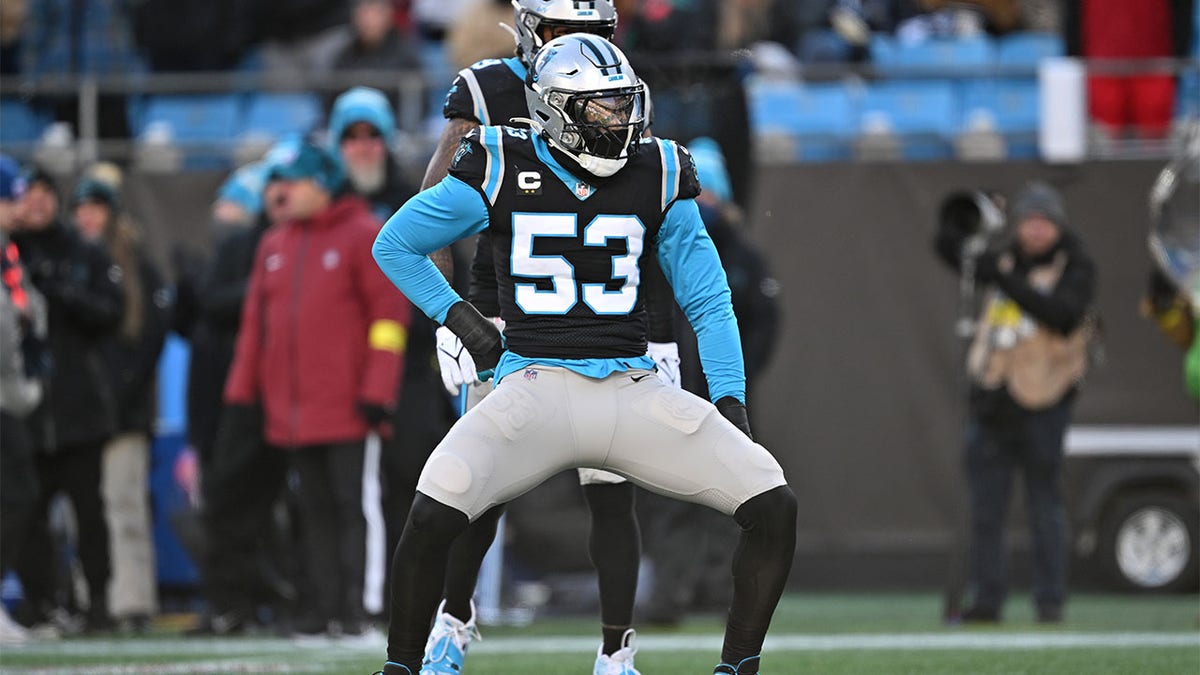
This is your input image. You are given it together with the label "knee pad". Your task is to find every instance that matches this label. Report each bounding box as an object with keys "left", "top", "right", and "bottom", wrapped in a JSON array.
[
  {"left": 582, "top": 482, "right": 636, "bottom": 517},
  {"left": 733, "top": 485, "right": 797, "bottom": 534},
  {"left": 405, "top": 493, "right": 469, "bottom": 543}
]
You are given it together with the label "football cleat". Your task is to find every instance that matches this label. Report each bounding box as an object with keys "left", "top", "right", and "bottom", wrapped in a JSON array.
[
  {"left": 593, "top": 628, "right": 640, "bottom": 675},
  {"left": 374, "top": 663, "right": 414, "bottom": 675},
  {"left": 421, "top": 600, "right": 481, "bottom": 674}
]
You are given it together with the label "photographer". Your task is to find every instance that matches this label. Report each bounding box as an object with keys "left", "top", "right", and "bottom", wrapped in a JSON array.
[{"left": 935, "top": 181, "right": 1097, "bottom": 624}]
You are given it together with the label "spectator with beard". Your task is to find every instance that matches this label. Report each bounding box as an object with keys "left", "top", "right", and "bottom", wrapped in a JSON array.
[{"left": 328, "top": 87, "right": 418, "bottom": 222}]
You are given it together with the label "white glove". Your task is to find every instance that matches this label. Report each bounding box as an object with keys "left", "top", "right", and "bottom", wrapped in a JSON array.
[
  {"left": 435, "top": 325, "right": 479, "bottom": 396},
  {"left": 647, "top": 341, "right": 681, "bottom": 388}
]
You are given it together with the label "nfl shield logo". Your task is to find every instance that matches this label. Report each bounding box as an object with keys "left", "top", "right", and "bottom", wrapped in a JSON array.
[
  {"left": 575, "top": 182, "right": 592, "bottom": 198},
  {"left": 524, "top": 369, "right": 538, "bottom": 381}
]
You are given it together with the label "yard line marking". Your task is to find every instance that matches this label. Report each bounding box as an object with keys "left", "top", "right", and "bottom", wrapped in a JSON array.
[{"left": 3, "top": 632, "right": 1197, "bottom": 661}]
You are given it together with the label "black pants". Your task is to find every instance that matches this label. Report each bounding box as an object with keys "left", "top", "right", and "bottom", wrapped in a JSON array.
[
  {"left": 1, "top": 411, "right": 39, "bottom": 575},
  {"left": 17, "top": 440, "right": 110, "bottom": 614},
  {"left": 965, "top": 395, "right": 1073, "bottom": 613},
  {"left": 201, "top": 405, "right": 289, "bottom": 617},
  {"left": 289, "top": 440, "right": 372, "bottom": 626}
]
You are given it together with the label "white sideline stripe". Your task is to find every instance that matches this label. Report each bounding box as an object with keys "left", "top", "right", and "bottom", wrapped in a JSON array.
[
  {"left": 4, "top": 632, "right": 1197, "bottom": 659},
  {"left": 361, "top": 432, "right": 386, "bottom": 615},
  {"left": 1065, "top": 425, "right": 1200, "bottom": 456}
]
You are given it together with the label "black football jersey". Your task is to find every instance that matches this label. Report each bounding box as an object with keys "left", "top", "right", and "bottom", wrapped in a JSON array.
[
  {"left": 443, "top": 57, "right": 531, "bottom": 317},
  {"left": 447, "top": 125, "right": 699, "bottom": 359}
]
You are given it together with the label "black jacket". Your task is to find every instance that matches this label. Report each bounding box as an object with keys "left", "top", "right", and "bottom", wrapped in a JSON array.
[
  {"left": 13, "top": 222, "right": 125, "bottom": 450},
  {"left": 101, "top": 249, "right": 173, "bottom": 434},
  {"left": 185, "top": 221, "right": 267, "bottom": 460}
]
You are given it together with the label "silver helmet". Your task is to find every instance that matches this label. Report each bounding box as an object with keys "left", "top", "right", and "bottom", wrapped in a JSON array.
[
  {"left": 523, "top": 33, "right": 645, "bottom": 177},
  {"left": 511, "top": 0, "right": 618, "bottom": 67}
]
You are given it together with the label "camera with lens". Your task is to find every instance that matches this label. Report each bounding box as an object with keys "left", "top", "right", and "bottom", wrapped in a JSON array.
[{"left": 936, "top": 189, "right": 1007, "bottom": 261}]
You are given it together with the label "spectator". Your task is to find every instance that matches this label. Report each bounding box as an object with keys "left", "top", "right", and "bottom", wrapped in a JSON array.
[
  {"left": 640, "top": 138, "right": 781, "bottom": 626},
  {"left": 935, "top": 181, "right": 1098, "bottom": 624},
  {"left": 445, "top": 0, "right": 515, "bottom": 71},
  {"left": 259, "top": 0, "right": 353, "bottom": 77},
  {"left": 327, "top": 87, "right": 417, "bottom": 221},
  {"left": 187, "top": 158, "right": 296, "bottom": 636},
  {"left": 130, "top": 0, "right": 256, "bottom": 71},
  {"left": 1065, "top": 0, "right": 1196, "bottom": 139},
  {"left": 0, "top": 0, "right": 26, "bottom": 74},
  {"left": 0, "top": 156, "right": 47, "bottom": 645},
  {"left": 334, "top": 0, "right": 422, "bottom": 73},
  {"left": 71, "top": 166, "right": 172, "bottom": 634},
  {"left": 328, "top": 87, "right": 449, "bottom": 599},
  {"left": 223, "top": 142, "right": 411, "bottom": 636},
  {"left": 11, "top": 167, "right": 125, "bottom": 634}
]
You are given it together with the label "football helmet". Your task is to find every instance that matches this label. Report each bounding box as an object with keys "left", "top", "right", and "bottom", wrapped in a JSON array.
[
  {"left": 511, "top": 0, "right": 618, "bottom": 67},
  {"left": 522, "top": 34, "right": 645, "bottom": 177}
]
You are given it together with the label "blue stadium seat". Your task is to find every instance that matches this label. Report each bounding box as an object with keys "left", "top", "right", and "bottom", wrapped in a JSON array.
[
  {"left": 870, "top": 34, "right": 995, "bottom": 73},
  {"left": 861, "top": 81, "right": 958, "bottom": 159},
  {"left": 995, "top": 32, "right": 1064, "bottom": 68},
  {"left": 135, "top": 94, "right": 243, "bottom": 143},
  {"left": 748, "top": 79, "right": 858, "bottom": 160},
  {"left": 960, "top": 79, "right": 1039, "bottom": 134},
  {"left": 243, "top": 92, "right": 323, "bottom": 140},
  {"left": 0, "top": 99, "right": 51, "bottom": 145}
]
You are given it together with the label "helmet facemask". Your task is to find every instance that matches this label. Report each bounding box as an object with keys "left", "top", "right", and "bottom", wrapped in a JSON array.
[{"left": 530, "top": 85, "right": 645, "bottom": 177}]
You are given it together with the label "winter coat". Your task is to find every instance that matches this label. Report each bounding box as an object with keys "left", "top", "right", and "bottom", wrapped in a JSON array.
[
  {"left": 223, "top": 195, "right": 410, "bottom": 447},
  {"left": 13, "top": 222, "right": 125, "bottom": 450},
  {"left": 100, "top": 247, "right": 172, "bottom": 434}
]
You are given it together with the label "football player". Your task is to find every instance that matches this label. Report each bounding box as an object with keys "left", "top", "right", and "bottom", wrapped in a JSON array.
[
  {"left": 416, "top": 2, "right": 678, "bottom": 674},
  {"left": 373, "top": 34, "right": 797, "bottom": 675}
]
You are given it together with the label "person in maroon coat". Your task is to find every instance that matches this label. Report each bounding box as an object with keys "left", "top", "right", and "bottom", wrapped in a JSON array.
[{"left": 224, "top": 142, "right": 411, "bottom": 635}]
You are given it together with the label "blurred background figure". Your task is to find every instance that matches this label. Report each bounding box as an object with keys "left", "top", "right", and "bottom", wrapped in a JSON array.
[
  {"left": 221, "top": 142, "right": 411, "bottom": 637},
  {"left": 0, "top": 155, "right": 48, "bottom": 645},
  {"left": 327, "top": 86, "right": 451, "bottom": 613},
  {"left": 334, "top": 0, "right": 421, "bottom": 74},
  {"left": 445, "top": 0, "right": 516, "bottom": 71},
  {"left": 640, "top": 137, "right": 781, "bottom": 626},
  {"left": 186, "top": 156, "right": 296, "bottom": 637},
  {"left": 10, "top": 167, "right": 125, "bottom": 635},
  {"left": 70, "top": 164, "right": 172, "bottom": 634},
  {"left": 1065, "top": 0, "right": 1196, "bottom": 140},
  {"left": 935, "top": 182, "right": 1098, "bottom": 624}
]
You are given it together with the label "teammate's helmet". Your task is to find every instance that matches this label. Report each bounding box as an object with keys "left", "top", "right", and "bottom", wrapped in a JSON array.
[
  {"left": 524, "top": 34, "right": 645, "bottom": 177},
  {"left": 511, "top": 0, "right": 618, "bottom": 67}
]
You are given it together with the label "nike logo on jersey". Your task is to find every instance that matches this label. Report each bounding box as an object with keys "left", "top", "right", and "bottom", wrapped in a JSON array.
[{"left": 631, "top": 373, "right": 653, "bottom": 382}]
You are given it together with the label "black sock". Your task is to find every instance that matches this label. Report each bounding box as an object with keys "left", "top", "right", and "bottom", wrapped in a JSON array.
[
  {"left": 721, "top": 486, "right": 797, "bottom": 666},
  {"left": 583, "top": 481, "right": 639, "bottom": 648},
  {"left": 441, "top": 505, "right": 504, "bottom": 622},
  {"left": 385, "top": 494, "right": 469, "bottom": 668},
  {"left": 601, "top": 623, "right": 631, "bottom": 655}
]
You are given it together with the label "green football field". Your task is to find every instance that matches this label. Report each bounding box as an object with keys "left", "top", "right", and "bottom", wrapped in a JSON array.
[{"left": 1, "top": 592, "right": 1197, "bottom": 674}]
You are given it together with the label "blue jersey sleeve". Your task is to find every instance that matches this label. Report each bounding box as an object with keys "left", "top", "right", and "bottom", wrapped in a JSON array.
[
  {"left": 372, "top": 175, "right": 490, "bottom": 323},
  {"left": 655, "top": 198, "right": 746, "bottom": 403}
]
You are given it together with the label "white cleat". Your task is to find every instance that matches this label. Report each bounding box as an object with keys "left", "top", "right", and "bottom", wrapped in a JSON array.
[
  {"left": 593, "top": 628, "right": 640, "bottom": 675},
  {"left": 422, "top": 599, "right": 482, "bottom": 674},
  {"left": 0, "top": 606, "right": 30, "bottom": 645}
]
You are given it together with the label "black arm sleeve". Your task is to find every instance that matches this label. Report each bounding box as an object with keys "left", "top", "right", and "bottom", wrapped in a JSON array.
[
  {"left": 643, "top": 250, "right": 676, "bottom": 343},
  {"left": 996, "top": 251, "right": 1096, "bottom": 335}
]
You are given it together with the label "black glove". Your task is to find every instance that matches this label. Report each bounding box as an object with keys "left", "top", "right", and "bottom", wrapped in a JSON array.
[
  {"left": 715, "top": 396, "right": 753, "bottom": 440},
  {"left": 443, "top": 301, "right": 504, "bottom": 372},
  {"left": 357, "top": 401, "right": 392, "bottom": 427}
]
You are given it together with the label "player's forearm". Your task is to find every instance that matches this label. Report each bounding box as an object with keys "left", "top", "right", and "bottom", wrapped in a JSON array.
[
  {"left": 373, "top": 230, "right": 461, "bottom": 324},
  {"left": 421, "top": 118, "right": 479, "bottom": 281}
]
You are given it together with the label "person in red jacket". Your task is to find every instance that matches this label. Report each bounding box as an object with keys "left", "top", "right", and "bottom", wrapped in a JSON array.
[{"left": 223, "top": 142, "right": 410, "bottom": 636}]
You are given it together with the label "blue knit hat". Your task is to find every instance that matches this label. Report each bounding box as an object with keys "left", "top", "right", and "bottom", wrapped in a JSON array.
[
  {"left": 328, "top": 87, "right": 397, "bottom": 152},
  {"left": 217, "top": 161, "right": 269, "bottom": 216},
  {"left": 73, "top": 177, "right": 120, "bottom": 210},
  {"left": 0, "top": 155, "right": 19, "bottom": 200},
  {"left": 266, "top": 141, "right": 344, "bottom": 195},
  {"left": 687, "top": 137, "right": 732, "bottom": 204}
]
